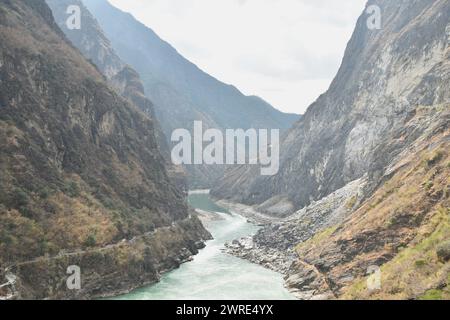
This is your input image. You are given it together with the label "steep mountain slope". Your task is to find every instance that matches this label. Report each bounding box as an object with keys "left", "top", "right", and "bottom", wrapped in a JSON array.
[
  {"left": 213, "top": 0, "right": 449, "bottom": 299},
  {"left": 45, "top": 0, "right": 185, "bottom": 190},
  {"left": 212, "top": 0, "right": 450, "bottom": 214},
  {"left": 47, "top": 0, "right": 124, "bottom": 79},
  {"left": 0, "top": 0, "right": 209, "bottom": 299},
  {"left": 81, "top": 0, "right": 299, "bottom": 187},
  {"left": 243, "top": 107, "right": 449, "bottom": 300},
  {"left": 290, "top": 119, "right": 449, "bottom": 299}
]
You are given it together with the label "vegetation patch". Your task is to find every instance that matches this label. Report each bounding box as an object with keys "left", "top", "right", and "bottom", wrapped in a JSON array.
[
  {"left": 345, "top": 196, "right": 358, "bottom": 210},
  {"left": 424, "top": 150, "right": 444, "bottom": 168},
  {"left": 296, "top": 225, "right": 339, "bottom": 253},
  {"left": 343, "top": 206, "right": 450, "bottom": 300},
  {"left": 419, "top": 289, "right": 445, "bottom": 300}
]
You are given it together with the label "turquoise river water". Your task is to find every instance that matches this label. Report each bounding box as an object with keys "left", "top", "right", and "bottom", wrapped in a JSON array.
[{"left": 112, "top": 193, "right": 295, "bottom": 300}]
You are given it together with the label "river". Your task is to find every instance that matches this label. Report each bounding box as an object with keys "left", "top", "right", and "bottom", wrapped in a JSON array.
[{"left": 112, "top": 192, "right": 295, "bottom": 300}]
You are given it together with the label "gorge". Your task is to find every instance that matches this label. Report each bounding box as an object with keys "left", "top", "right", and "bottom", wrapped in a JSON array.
[
  {"left": 112, "top": 192, "right": 295, "bottom": 300},
  {"left": 0, "top": 0, "right": 449, "bottom": 301}
]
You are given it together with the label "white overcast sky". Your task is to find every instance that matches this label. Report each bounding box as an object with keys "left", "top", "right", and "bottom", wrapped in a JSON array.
[{"left": 109, "top": 0, "right": 367, "bottom": 114}]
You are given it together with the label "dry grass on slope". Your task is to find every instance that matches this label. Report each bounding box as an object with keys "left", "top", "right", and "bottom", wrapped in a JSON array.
[
  {"left": 295, "top": 132, "right": 450, "bottom": 300},
  {"left": 341, "top": 143, "right": 450, "bottom": 300}
]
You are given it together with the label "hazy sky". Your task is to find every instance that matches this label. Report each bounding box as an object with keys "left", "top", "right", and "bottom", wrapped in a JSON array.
[{"left": 109, "top": 0, "right": 367, "bottom": 114}]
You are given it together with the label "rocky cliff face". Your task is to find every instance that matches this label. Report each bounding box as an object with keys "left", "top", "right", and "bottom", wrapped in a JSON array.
[
  {"left": 229, "top": 108, "right": 449, "bottom": 299},
  {"left": 81, "top": 0, "right": 299, "bottom": 188},
  {"left": 215, "top": 0, "right": 449, "bottom": 299},
  {"left": 288, "top": 120, "right": 450, "bottom": 299},
  {"left": 45, "top": 0, "right": 179, "bottom": 188},
  {"left": 46, "top": 0, "right": 124, "bottom": 79},
  {"left": 0, "top": 0, "right": 210, "bottom": 299},
  {"left": 212, "top": 0, "right": 450, "bottom": 214}
]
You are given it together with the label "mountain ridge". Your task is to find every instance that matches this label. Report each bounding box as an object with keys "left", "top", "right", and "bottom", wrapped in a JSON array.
[
  {"left": 212, "top": 0, "right": 450, "bottom": 214},
  {"left": 212, "top": 0, "right": 450, "bottom": 299},
  {"left": 45, "top": 0, "right": 185, "bottom": 190},
  {"left": 0, "top": 0, "right": 210, "bottom": 299},
  {"left": 82, "top": 0, "right": 299, "bottom": 187}
]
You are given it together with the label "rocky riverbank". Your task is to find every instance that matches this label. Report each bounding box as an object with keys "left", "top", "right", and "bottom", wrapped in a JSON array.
[
  {"left": 220, "top": 127, "right": 450, "bottom": 300},
  {"left": 223, "top": 237, "right": 296, "bottom": 276},
  {"left": 215, "top": 200, "right": 296, "bottom": 279},
  {"left": 216, "top": 178, "right": 367, "bottom": 299},
  {"left": 215, "top": 199, "right": 282, "bottom": 225},
  {"left": 0, "top": 214, "right": 210, "bottom": 300}
]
